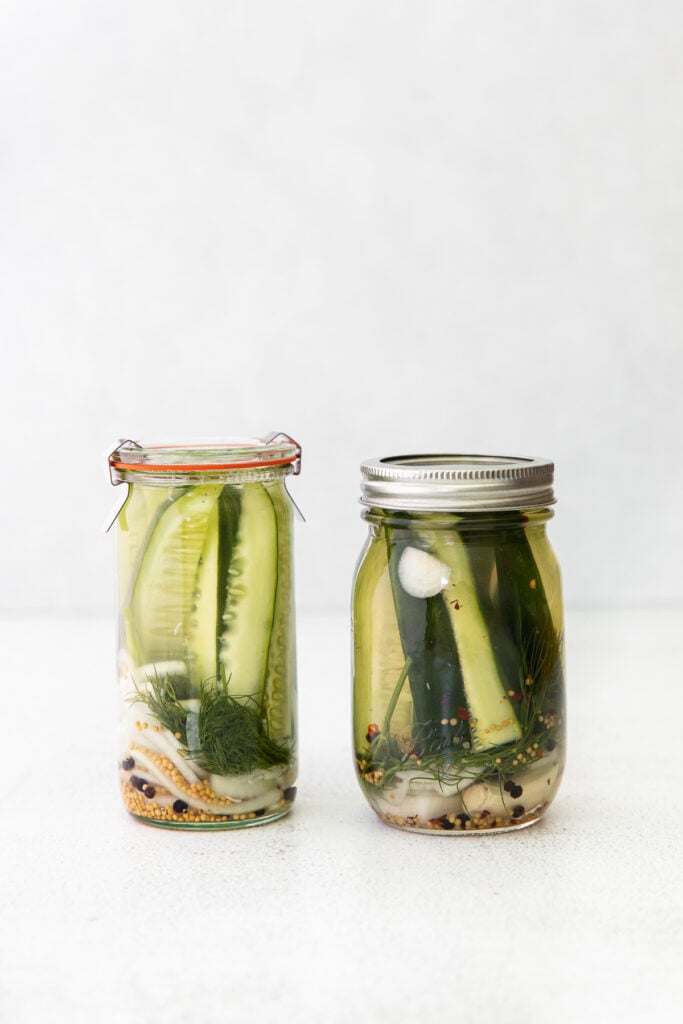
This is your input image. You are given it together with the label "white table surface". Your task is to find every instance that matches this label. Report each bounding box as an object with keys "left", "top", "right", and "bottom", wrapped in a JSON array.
[{"left": 0, "top": 608, "right": 680, "bottom": 1024}]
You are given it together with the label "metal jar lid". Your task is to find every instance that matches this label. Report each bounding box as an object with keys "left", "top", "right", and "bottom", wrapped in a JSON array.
[{"left": 360, "top": 454, "right": 555, "bottom": 512}]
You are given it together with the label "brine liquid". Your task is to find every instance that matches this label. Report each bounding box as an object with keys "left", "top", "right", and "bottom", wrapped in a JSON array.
[
  {"left": 353, "top": 515, "right": 565, "bottom": 834},
  {"left": 115, "top": 477, "right": 297, "bottom": 830}
]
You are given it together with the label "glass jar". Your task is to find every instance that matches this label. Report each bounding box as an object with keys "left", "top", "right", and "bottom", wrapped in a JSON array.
[
  {"left": 108, "top": 434, "right": 301, "bottom": 829},
  {"left": 353, "top": 454, "right": 565, "bottom": 834}
]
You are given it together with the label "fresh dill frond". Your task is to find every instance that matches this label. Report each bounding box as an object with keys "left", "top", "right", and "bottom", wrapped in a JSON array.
[
  {"left": 131, "top": 673, "right": 188, "bottom": 742},
  {"left": 190, "top": 679, "right": 289, "bottom": 775},
  {"left": 131, "top": 673, "right": 290, "bottom": 776},
  {"left": 359, "top": 625, "right": 564, "bottom": 790}
]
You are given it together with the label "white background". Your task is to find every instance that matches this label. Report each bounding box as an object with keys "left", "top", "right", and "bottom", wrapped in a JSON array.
[
  {"left": 1, "top": 0, "right": 682, "bottom": 615},
  {"left": 1, "top": 6, "right": 682, "bottom": 1023}
]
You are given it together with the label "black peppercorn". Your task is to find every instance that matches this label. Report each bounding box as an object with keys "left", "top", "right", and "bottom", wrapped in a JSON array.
[
  {"left": 121, "top": 757, "right": 135, "bottom": 771},
  {"left": 130, "top": 775, "right": 146, "bottom": 791},
  {"left": 283, "top": 786, "right": 297, "bottom": 803}
]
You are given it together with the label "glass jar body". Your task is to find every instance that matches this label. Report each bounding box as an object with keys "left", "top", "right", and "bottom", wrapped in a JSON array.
[
  {"left": 115, "top": 474, "right": 297, "bottom": 829},
  {"left": 352, "top": 509, "right": 565, "bottom": 834}
]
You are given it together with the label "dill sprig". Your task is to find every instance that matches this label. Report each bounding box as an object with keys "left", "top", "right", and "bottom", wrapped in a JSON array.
[
  {"left": 131, "top": 674, "right": 289, "bottom": 775},
  {"left": 190, "top": 682, "right": 289, "bottom": 775},
  {"left": 132, "top": 672, "right": 189, "bottom": 742},
  {"left": 359, "top": 628, "right": 564, "bottom": 790}
]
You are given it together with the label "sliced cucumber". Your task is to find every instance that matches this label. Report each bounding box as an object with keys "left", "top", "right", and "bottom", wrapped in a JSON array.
[
  {"left": 263, "top": 482, "right": 296, "bottom": 741},
  {"left": 386, "top": 531, "right": 434, "bottom": 726},
  {"left": 526, "top": 525, "right": 564, "bottom": 635},
  {"left": 428, "top": 531, "right": 523, "bottom": 750},
  {"left": 492, "top": 521, "right": 563, "bottom": 720},
  {"left": 184, "top": 486, "right": 242, "bottom": 689},
  {"left": 118, "top": 485, "right": 178, "bottom": 663},
  {"left": 353, "top": 535, "right": 413, "bottom": 752},
  {"left": 386, "top": 530, "right": 472, "bottom": 753},
  {"left": 218, "top": 482, "right": 278, "bottom": 700},
  {"left": 185, "top": 500, "right": 220, "bottom": 687},
  {"left": 127, "top": 485, "right": 223, "bottom": 666}
]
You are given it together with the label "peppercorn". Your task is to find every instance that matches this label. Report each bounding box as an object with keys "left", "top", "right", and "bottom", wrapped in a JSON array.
[
  {"left": 456, "top": 813, "right": 470, "bottom": 826},
  {"left": 283, "top": 786, "right": 297, "bottom": 803},
  {"left": 254, "top": 808, "right": 266, "bottom": 817},
  {"left": 509, "top": 784, "right": 523, "bottom": 799},
  {"left": 173, "top": 800, "right": 188, "bottom": 814},
  {"left": 511, "top": 805, "right": 525, "bottom": 818},
  {"left": 121, "top": 757, "right": 135, "bottom": 771},
  {"left": 440, "top": 817, "right": 455, "bottom": 830},
  {"left": 143, "top": 785, "right": 156, "bottom": 799},
  {"left": 130, "top": 775, "right": 146, "bottom": 791}
]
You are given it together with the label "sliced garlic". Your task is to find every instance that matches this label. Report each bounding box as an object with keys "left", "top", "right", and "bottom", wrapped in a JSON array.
[{"left": 398, "top": 546, "right": 451, "bottom": 598}]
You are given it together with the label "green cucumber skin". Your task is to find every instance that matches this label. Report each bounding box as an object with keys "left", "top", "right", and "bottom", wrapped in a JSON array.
[
  {"left": 431, "top": 532, "right": 523, "bottom": 749},
  {"left": 495, "top": 525, "right": 557, "bottom": 661},
  {"left": 456, "top": 519, "right": 564, "bottom": 732},
  {"left": 127, "top": 485, "right": 222, "bottom": 667},
  {"left": 215, "top": 486, "right": 242, "bottom": 680},
  {"left": 263, "top": 482, "right": 296, "bottom": 743},
  {"left": 180, "top": 485, "right": 243, "bottom": 691},
  {"left": 493, "top": 523, "right": 564, "bottom": 721},
  {"left": 461, "top": 530, "right": 527, "bottom": 700},
  {"left": 122, "top": 482, "right": 283, "bottom": 710},
  {"left": 386, "top": 530, "right": 471, "bottom": 747},
  {"left": 433, "top": 521, "right": 562, "bottom": 744},
  {"left": 217, "top": 482, "right": 279, "bottom": 701},
  {"left": 385, "top": 530, "right": 432, "bottom": 725},
  {"left": 120, "top": 485, "right": 184, "bottom": 664},
  {"left": 423, "top": 593, "right": 471, "bottom": 746}
]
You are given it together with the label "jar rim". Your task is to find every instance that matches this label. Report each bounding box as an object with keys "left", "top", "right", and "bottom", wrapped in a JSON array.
[
  {"left": 109, "top": 434, "right": 301, "bottom": 483},
  {"left": 360, "top": 453, "right": 555, "bottom": 511}
]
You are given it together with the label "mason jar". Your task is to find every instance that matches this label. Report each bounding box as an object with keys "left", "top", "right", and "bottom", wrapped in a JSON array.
[
  {"left": 107, "top": 435, "right": 301, "bottom": 829},
  {"left": 352, "top": 454, "right": 565, "bottom": 834}
]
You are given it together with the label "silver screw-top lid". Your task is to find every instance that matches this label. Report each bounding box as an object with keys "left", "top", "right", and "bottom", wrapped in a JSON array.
[{"left": 360, "top": 454, "right": 555, "bottom": 511}]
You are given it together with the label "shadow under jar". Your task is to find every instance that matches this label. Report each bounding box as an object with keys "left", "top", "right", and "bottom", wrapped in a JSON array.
[
  {"left": 353, "top": 454, "right": 565, "bottom": 835},
  {"left": 108, "top": 435, "right": 301, "bottom": 829}
]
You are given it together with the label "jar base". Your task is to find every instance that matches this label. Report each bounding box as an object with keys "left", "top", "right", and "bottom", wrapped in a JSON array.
[
  {"left": 371, "top": 805, "right": 548, "bottom": 835},
  {"left": 127, "top": 804, "right": 293, "bottom": 831}
]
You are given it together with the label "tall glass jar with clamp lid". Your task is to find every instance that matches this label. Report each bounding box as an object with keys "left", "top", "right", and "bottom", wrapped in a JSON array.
[
  {"left": 107, "top": 434, "right": 302, "bottom": 829},
  {"left": 353, "top": 454, "right": 565, "bottom": 834}
]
